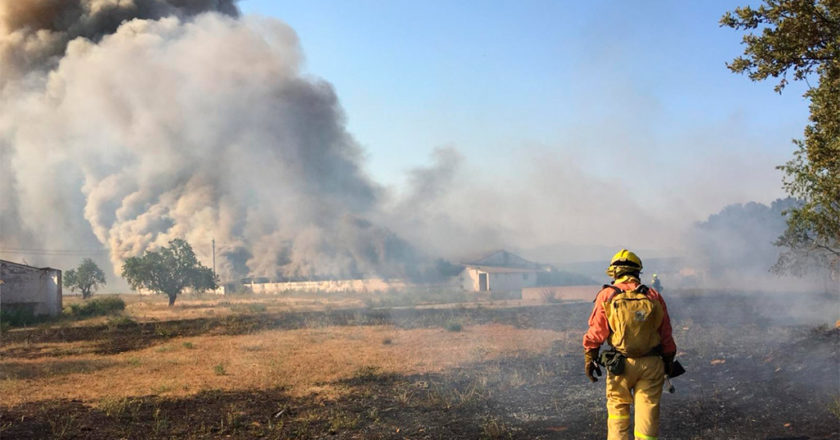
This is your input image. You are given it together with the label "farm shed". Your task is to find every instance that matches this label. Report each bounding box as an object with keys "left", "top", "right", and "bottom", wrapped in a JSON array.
[
  {"left": 460, "top": 250, "right": 549, "bottom": 293},
  {"left": 0, "top": 259, "right": 62, "bottom": 317}
]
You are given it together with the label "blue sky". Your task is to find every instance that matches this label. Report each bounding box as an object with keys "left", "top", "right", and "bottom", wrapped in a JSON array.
[{"left": 237, "top": 1, "right": 809, "bottom": 215}]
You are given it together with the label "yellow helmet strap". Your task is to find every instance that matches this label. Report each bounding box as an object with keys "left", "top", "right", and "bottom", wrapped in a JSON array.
[
  {"left": 614, "top": 274, "right": 641, "bottom": 284},
  {"left": 606, "top": 265, "right": 641, "bottom": 281}
]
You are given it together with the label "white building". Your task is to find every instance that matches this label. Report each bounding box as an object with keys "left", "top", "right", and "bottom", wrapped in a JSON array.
[
  {"left": 0, "top": 260, "right": 63, "bottom": 317},
  {"left": 459, "top": 250, "right": 549, "bottom": 293}
]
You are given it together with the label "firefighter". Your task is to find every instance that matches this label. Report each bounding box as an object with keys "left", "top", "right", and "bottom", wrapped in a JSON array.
[
  {"left": 583, "top": 249, "right": 676, "bottom": 440},
  {"left": 651, "top": 274, "right": 662, "bottom": 291}
]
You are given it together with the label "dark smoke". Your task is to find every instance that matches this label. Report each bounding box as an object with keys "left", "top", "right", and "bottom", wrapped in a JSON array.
[{"left": 0, "top": 0, "right": 238, "bottom": 86}]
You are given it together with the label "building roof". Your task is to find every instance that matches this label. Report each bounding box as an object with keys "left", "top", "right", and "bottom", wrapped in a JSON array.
[
  {"left": 464, "top": 265, "right": 541, "bottom": 274},
  {"left": 462, "top": 250, "right": 545, "bottom": 270},
  {"left": 0, "top": 259, "right": 59, "bottom": 272}
]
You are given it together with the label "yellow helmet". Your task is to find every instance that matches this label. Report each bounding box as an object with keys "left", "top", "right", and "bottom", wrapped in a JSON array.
[{"left": 606, "top": 249, "right": 643, "bottom": 279}]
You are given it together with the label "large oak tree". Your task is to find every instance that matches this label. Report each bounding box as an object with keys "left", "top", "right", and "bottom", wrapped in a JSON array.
[
  {"left": 64, "top": 258, "right": 106, "bottom": 299},
  {"left": 722, "top": 0, "right": 839, "bottom": 277},
  {"left": 122, "top": 239, "right": 216, "bottom": 306}
]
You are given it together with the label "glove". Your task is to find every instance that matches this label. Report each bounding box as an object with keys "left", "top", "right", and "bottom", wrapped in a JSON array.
[
  {"left": 585, "top": 348, "right": 602, "bottom": 382},
  {"left": 662, "top": 352, "right": 675, "bottom": 376}
]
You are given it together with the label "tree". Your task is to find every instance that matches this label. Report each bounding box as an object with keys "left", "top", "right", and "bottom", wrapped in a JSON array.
[
  {"left": 121, "top": 239, "right": 216, "bottom": 306},
  {"left": 722, "top": 0, "right": 840, "bottom": 278},
  {"left": 63, "top": 258, "right": 106, "bottom": 299}
]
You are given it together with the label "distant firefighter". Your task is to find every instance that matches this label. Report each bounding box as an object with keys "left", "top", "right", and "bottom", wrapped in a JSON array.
[
  {"left": 651, "top": 273, "right": 662, "bottom": 291},
  {"left": 582, "top": 249, "right": 677, "bottom": 440}
]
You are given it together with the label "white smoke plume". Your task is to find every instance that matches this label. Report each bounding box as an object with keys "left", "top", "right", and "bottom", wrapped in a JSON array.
[
  {"left": 0, "top": 2, "right": 431, "bottom": 282},
  {"left": 387, "top": 146, "right": 674, "bottom": 263}
]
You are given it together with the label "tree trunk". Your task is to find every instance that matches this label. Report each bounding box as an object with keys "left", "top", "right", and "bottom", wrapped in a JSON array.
[
  {"left": 168, "top": 294, "right": 177, "bottom": 306},
  {"left": 82, "top": 289, "right": 91, "bottom": 299}
]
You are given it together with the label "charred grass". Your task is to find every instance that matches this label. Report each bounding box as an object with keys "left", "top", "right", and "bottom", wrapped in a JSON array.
[
  {"left": 1, "top": 292, "right": 838, "bottom": 439},
  {"left": 0, "top": 302, "right": 582, "bottom": 359}
]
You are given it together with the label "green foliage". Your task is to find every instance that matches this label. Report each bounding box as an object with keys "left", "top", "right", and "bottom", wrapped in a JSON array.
[
  {"left": 64, "top": 297, "right": 126, "bottom": 318},
  {"left": 445, "top": 320, "right": 463, "bottom": 332},
  {"left": 722, "top": 0, "right": 840, "bottom": 276},
  {"left": 0, "top": 305, "right": 46, "bottom": 328},
  {"left": 228, "top": 303, "right": 267, "bottom": 314},
  {"left": 721, "top": 0, "right": 838, "bottom": 92},
  {"left": 2, "top": 297, "right": 124, "bottom": 329},
  {"left": 106, "top": 315, "right": 136, "bottom": 329},
  {"left": 350, "top": 366, "right": 381, "bottom": 381},
  {"left": 63, "top": 258, "right": 106, "bottom": 299},
  {"left": 98, "top": 396, "right": 142, "bottom": 419},
  {"left": 481, "top": 416, "right": 512, "bottom": 440},
  {"left": 121, "top": 239, "right": 217, "bottom": 306},
  {"left": 829, "top": 394, "right": 840, "bottom": 420},
  {"left": 327, "top": 411, "right": 359, "bottom": 434}
]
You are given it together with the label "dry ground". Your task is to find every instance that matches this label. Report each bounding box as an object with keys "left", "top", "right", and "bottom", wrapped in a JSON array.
[{"left": 1, "top": 291, "right": 838, "bottom": 439}]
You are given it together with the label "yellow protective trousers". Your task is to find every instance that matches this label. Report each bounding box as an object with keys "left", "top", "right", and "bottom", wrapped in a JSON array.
[{"left": 606, "top": 356, "right": 664, "bottom": 440}]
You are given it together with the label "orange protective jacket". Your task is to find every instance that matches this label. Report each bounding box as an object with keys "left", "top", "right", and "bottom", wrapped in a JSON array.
[{"left": 583, "top": 280, "right": 676, "bottom": 354}]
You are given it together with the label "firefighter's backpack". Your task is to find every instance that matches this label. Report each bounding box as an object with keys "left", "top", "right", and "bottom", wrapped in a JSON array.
[{"left": 602, "top": 285, "right": 663, "bottom": 357}]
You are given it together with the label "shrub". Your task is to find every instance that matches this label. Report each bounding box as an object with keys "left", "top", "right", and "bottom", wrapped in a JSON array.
[
  {"left": 445, "top": 321, "right": 463, "bottom": 332},
  {"left": 105, "top": 316, "right": 136, "bottom": 329},
  {"left": 328, "top": 412, "right": 359, "bottom": 433},
  {"left": 481, "top": 416, "right": 512, "bottom": 439},
  {"left": 829, "top": 395, "right": 840, "bottom": 420},
  {"left": 228, "top": 303, "right": 267, "bottom": 314},
  {"left": 0, "top": 306, "right": 46, "bottom": 327},
  {"left": 98, "top": 396, "right": 140, "bottom": 418},
  {"left": 65, "top": 297, "right": 126, "bottom": 318}
]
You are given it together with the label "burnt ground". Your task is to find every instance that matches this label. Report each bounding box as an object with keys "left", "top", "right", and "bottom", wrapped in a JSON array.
[{"left": 1, "top": 293, "right": 838, "bottom": 439}]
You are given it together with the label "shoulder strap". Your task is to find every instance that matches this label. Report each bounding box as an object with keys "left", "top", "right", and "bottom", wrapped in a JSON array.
[
  {"left": 605, "top": 284, "right": 651, "bottom": 302},
  {"left": 603, "top": 284, "right": 623, "bottom": 302},
  {"left": 594, "top": 284, "right": 621, "bottom": 303}
]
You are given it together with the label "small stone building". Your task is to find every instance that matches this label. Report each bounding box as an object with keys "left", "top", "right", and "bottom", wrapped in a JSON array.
[
  {"left": 460, "top": 250, "right": 549, "bottom": 293},
  {"left": 0, "top": 259, "right": 63, "bottom": 317}
]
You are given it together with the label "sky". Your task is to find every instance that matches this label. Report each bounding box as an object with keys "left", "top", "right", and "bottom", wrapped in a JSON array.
[
  {"left": 0, "top": 0, "right": 816, "bottom": 285},
  {"left": 238, "top": 0, "right": 810, "bottom": 211}
]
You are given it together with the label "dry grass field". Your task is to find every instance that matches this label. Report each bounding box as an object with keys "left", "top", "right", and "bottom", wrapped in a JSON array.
[{"left": 1, "top": 290, "right": 838, "bottom": 439}]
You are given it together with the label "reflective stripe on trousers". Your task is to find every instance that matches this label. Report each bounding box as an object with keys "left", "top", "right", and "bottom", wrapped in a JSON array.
[{"left": 605, "top": 356, "right": 664, "bottom": 440}]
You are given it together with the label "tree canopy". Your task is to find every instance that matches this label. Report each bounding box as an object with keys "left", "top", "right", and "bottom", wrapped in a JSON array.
[
  {"left": 63, "top": 258, "right": 106, "bottom": 299},
  {"left": 121, "top": 239, "right": 216, "bottom": 306},
  {"left": 722, "top": 0, "right": 840, "bottom": 277}
]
